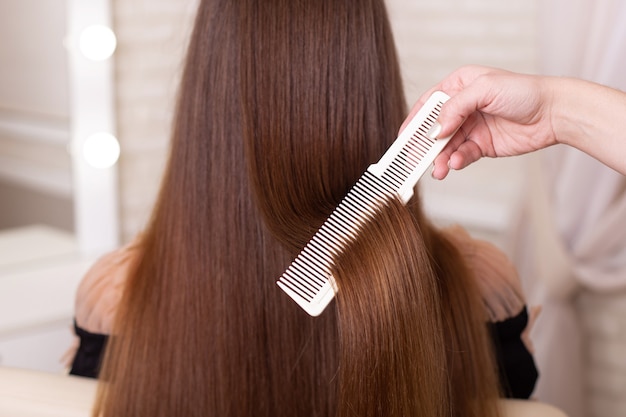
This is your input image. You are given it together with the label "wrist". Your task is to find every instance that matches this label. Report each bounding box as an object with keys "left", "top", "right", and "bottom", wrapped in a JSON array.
[
  {"left": 547, "top": 76, "right": 615, "bottom": 149},
  {"left": 543, "top": 76, "right": 577, "bottom": 148}
]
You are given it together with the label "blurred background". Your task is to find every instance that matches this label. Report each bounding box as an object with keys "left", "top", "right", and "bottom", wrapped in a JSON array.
[{"left": 0, "top": 1, "right": 624, "bottom": 417}]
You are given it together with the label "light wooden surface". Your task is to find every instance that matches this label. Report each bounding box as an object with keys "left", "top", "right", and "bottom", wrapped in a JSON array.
[{"left": 0, "top": 365, "right": 569, "bottom": 417}]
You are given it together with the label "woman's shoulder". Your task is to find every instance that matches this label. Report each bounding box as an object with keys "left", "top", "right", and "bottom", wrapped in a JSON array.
[
  {"left": 74, "top": 237, "right": 142, "bottom": 335},
  {"left": 442, "top": 225, "right": 525, "bottom": 322}
]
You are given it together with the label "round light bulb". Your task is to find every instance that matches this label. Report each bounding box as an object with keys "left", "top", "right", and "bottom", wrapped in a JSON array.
[
  {"left": 78, "top": 25, "right": 117, "bottom": 61},
  {"left": 83, "top": 132, "right": 120, "bottom": 169}
]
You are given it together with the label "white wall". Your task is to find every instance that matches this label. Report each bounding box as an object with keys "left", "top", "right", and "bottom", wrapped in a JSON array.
[
  {"left": 0, "top": 0, "right": 73, "bottom": 231},
  {"left": 113, "top": 0, "right": 538, "bottom": 245},
  {"left": 113, "top": 0, "right": 199, "bottom": 240}
]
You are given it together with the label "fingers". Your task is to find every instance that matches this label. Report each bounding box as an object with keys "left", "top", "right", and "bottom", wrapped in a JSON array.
[
  {"left": 431, "top": 155, "right": 451, "bottom": 179},
  {"left": 431, "top": 139, "right": 484, "bottom": 180},
  {"left": 430, "top": 128, "right": 467, "bottom": 179},
  {"left": 430, "top": 116, "right": 487, "bottom": 179},
  {"left": 436, "top": 98, "right": 472, "bottom": 139},
  {"left": 448, "top": 139, "right": 484, "bottom": 170},
  {"left": 399, "top": 66, "right": 481, "bottom": 134},
  {"left": 436, "top": 79, "right": 496, "bottom": 138},
  {"left": 402, "top": 65, "right": 501, "bottom": 137},
  {"left": 402, "top": 65, "right": 505, "bottom": 179}
]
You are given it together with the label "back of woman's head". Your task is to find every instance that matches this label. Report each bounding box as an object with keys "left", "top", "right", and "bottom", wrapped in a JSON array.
[
  {"left": 94, "top": 0, "right": 502, "bottom": 416},
  {"left": 240, "top": 0, "right": 407, "bottom": 250}
]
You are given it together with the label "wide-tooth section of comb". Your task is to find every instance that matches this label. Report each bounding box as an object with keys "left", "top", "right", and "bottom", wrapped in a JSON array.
[
  {"left": 368, "top": 90, "right": 450, "bottom": 203},
  {"left": 277, "top": 91, "right": 452, "bottom": 316}
]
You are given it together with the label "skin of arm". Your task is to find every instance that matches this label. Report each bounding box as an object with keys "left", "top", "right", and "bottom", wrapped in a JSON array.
[
  {"left": 550, "top": 76, "right": 626, "bottom": 176},
  {"left": 402, "top": 66, "right": 626, "bottom": 178}
]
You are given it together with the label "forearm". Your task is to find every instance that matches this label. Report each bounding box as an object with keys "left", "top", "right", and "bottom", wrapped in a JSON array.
[{"left": 549, "top": 77, "right": 626, "bottom": 175}]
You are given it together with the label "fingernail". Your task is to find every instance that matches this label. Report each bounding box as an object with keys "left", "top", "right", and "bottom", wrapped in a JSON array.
[{"left": 427, "top": 122, "right": 442, "bottom": 139}]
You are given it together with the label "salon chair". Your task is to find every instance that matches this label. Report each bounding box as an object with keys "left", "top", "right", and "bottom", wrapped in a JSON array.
[{"left": 0, "top": 366, "right": 568, "bottom": 417}]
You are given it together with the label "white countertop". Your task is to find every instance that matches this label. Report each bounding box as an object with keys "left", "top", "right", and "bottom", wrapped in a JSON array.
[{"left": 0, "top": 225, "right": 96, "bottom": 336}]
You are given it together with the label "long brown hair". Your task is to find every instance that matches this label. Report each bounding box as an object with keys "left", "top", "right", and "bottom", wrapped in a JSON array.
[{"left": 94, "top": 1, "right": 501, "bottom": 416}]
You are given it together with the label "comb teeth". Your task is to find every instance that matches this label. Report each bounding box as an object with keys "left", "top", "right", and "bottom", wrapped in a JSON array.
[
  {"left": 384, "top": 113, "right": 438, "bottom": 186},
  {"left": 277, "top": 171, "right": 395, "bottom": 316},
  {"left": 368, "top": 98, "right": 445, "bottom": 203},
  {"left": 277, "top": 91, "right": 452, "bottom": 316}
]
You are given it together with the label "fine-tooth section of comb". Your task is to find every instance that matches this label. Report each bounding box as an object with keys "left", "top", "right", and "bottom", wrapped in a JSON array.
[
  {"left": 277, "top": 171, "right": 395, "bottom": 316},
  {"left": 277, "top": 91, "right": 453, "bottom": 316}
]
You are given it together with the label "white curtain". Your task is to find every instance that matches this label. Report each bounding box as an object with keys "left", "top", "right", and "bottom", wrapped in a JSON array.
[{"left": 509, "top": 1, "right": 626, "bottom": 417}]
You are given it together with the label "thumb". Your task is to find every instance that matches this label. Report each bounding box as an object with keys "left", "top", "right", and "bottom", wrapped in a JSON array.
[{"left": 437, "top": 95, "right": 474, "bottom": 139}]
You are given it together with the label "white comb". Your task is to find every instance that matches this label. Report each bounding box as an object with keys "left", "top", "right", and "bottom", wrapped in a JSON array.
[{"left": 277, "top": 91, "right": 454, "bottom": 316}]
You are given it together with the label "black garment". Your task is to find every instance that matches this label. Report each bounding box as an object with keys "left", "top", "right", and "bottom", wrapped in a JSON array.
[
  {"left": 70, "top": 309, "right": 539, "bottom": 399},
  {"left": 489, "top": 307, "right": 539, "bottom": 399},
  {"left": 69, "top": 321, "right": 109, "bottom": 379}
]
